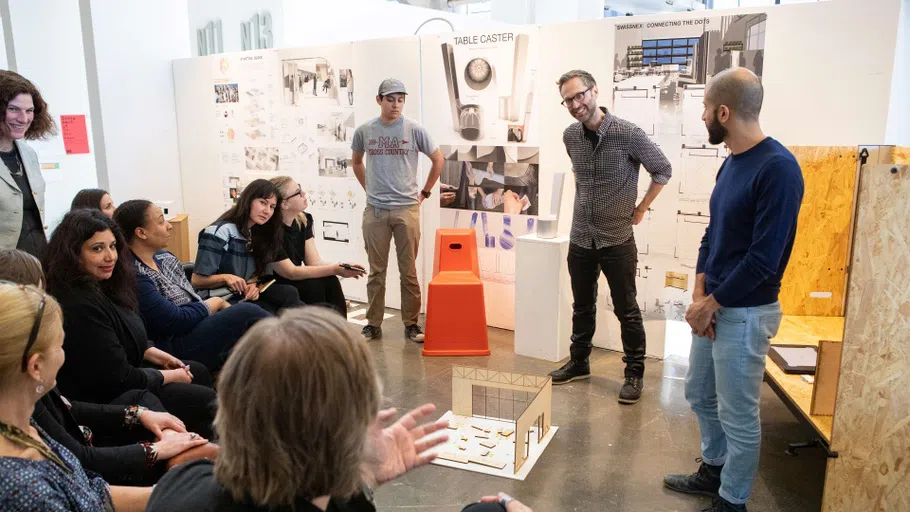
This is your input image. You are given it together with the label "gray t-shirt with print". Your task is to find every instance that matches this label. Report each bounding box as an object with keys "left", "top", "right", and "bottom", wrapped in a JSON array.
[{"left": 351, "top": 116, "right": 437, "bottom": 209}]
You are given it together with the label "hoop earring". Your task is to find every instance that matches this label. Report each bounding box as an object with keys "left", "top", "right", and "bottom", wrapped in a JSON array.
[{"left": 35, "top": 384, "right": 45, "bottom": 395}]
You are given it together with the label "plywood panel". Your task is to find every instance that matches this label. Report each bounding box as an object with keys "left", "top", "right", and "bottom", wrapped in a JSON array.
[
  {"left": 766, "top": 316, "right": 845, "bottom": 442},
  {"left": 780, "top": 147, "right": 857, "bottom": 317},
  {"left": 822, "top": 158, "right": 910, "bottom": 512},
  {"left": 810, "top": 340, "right": 843, "bottom": 416}
]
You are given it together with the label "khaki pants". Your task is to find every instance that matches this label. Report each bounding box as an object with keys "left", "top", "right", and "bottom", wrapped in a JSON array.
[{"left": 362, "top": 205, "right": 421, "bottom": 327}]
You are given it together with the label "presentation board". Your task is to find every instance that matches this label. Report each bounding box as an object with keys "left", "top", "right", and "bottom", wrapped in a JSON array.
[{"left": 421, "top": 28, "right": 542, "bottom": 329}]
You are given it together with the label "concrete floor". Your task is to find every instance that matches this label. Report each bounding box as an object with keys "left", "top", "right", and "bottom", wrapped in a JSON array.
[{"left": 360, "top": 311, "right": 828, "bottom": 512}]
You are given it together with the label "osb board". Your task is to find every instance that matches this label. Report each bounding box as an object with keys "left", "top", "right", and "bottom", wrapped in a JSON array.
[
  {"left": 780, "top": 146, "right": 857, "bottom": 317},
  {"left": 766, "top": 316, "right": 845, "bottom": 443},
  {"left": 822, "top": 160, "right": 910, "bottom": 512},
  {"left": 810, "top": 340, "right": 843, "bottom": 416}
]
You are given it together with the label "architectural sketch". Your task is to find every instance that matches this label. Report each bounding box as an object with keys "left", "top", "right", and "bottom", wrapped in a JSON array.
[
  {"left": 431, "top": 366, "right": 557, "bottom": 480},
  {"left": 282, "top": 57, "right": 339, "bottom": 105}
]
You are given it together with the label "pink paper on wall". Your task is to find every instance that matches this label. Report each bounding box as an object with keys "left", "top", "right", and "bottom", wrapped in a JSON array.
[{"left": 60, "top": 115, "right": 90, "bottom": 154}]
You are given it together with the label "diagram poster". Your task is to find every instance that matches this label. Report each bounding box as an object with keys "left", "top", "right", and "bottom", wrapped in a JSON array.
[
  {"left": 275, "top": 45, "right": 364, "bottom": 301},
  {"left": 608, "top": 13, "right": 768, "bottom": 325},
  {"left": 421, "top": 28, "right": 540, "bottom": 148}
]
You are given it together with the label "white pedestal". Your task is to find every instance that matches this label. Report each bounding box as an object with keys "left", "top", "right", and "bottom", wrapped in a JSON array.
[{"left": 514, "top": 234, "right": 572, "bottom": 362}]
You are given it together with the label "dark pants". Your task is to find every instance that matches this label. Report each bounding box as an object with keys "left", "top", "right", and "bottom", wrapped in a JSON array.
[
  {"left": 568, "top": 239, "right": 646, "bottom": 377},
  {"left": 276, "top": 276, "right": 347, "bottom": 317},
  {"left": 248, "top": 282, "right": 304, "bottom": 315},
  {"left": 135, "top": 360, "right": 217, "bottom": 439},
  {"left": 170, "top": 302, "right": 271, "bottom": 371}
]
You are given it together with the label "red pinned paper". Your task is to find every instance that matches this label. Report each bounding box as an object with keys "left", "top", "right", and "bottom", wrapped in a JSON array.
[{"left": 60, "top": 115, "right": 90, "bottom": 154}]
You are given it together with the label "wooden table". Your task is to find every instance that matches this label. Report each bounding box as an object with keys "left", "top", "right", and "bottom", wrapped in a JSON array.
[{"left": 764, "top": 316, "right": 845, "bottom": 444}]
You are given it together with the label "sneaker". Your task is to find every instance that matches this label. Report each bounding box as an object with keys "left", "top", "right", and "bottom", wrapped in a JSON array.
[
  {"left": 702, "top": 496, "right": 746, "bottom": 512},
  {"left": 618, "top": 376, "right": 643, "bottom": 404},
  {"left": 405, "top": 324, "right": 425, "bottom": 343},
  {"left": 664, "top": 458, "right": 723, "bottom": 497},
  {"left": 549, "top": 360, "right": 590, "bottom": 385},
  {"left": 362, "top": 325, "right": 382, "bottom": 340}
]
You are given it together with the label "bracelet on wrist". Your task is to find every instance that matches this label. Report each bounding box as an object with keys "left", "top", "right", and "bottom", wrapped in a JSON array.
[
  {"left": 124, "top": 405, "right": 147, "bottom": 428},
  {"left": 139, "top": 441, "right": 159, "bottom": 467}
]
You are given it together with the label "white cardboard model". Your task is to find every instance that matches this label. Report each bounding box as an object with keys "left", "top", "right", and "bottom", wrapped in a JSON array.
[{"left": 431, "top": 366, "right": 556, "bottom": 480}]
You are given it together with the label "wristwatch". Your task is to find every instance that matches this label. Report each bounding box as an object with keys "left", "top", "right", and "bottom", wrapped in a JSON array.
[{"left": 421, "top": 189, "right": 432, "bottom": 199}]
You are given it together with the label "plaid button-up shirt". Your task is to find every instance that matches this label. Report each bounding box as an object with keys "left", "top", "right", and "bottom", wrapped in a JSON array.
[{"left": 563, "top": 108, "right": 672, "bottom": 249}]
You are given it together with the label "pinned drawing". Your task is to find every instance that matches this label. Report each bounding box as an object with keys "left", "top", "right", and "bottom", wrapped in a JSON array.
[{"left": 431, "top": 366, "right": 557, "bottom": 480}]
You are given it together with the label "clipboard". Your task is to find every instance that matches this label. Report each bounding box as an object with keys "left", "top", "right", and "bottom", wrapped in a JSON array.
[{"left": 768, "top": 344, "right": 818, "bottom": 375}]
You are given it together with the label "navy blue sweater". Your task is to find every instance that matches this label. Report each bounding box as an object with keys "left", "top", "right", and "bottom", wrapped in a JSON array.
[{"left": 697, "top": 137, "right": 804, "bottom": 307}]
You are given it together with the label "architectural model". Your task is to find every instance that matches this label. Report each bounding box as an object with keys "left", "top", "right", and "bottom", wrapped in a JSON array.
[{"left": 431, "top": 366, "right": 557, "bottom": 480}]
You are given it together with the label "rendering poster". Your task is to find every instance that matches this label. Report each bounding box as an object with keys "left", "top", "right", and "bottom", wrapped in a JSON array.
[
  {"left": 612, "top": 13, "right": 767, "bottom": 144},
  {"left": 607, "top": 13, "right": 768, "bottom": 326},
  {"left": 422, "top": 29, "right": 540, "bottom": 147},
  {"left": 438, "top": 145, "right": 539, "bottom": 216}
]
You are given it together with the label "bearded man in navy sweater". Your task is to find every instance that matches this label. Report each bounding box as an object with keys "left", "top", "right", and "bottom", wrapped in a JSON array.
[{"left": 663, "top": 68, "right": 804, "bottom": 512}]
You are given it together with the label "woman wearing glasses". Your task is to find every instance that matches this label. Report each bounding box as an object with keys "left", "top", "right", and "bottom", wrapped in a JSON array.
[
  {"left": 43, "top": 209, "right": 217, "bottom": 440},
  {"left": 0, "top": 248, "right": 212, "bottom": 486},
  {"left": 191, "top": 179, "right": 303, "bottom": 315},
  {"left": 115, "top": 200, "right": 270, "bottom": 372},
  {"left": 268, "top": 176, "right": 365, "bottom": 317},
  {"left": 0, "top": 281, "right": 154, "bottom": 511}
]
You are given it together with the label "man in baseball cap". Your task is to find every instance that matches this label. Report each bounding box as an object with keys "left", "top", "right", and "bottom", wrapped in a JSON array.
[
  {"left": 377, "top": 78, "right": 407, "bottom": 96},
  {"left": 351, "top": 79, "right": 444, "bottom": 343}
]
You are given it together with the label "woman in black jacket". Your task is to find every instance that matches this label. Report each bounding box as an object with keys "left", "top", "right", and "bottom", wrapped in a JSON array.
[
  {"left": 43, "top": 209, "right": 217, "bottom": 439},
  {"left": 0, "top": 248, "right": 210, "bottom": 485}
]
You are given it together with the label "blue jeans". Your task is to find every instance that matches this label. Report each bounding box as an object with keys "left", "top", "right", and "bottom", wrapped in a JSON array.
[
  {"left": 170, "top": 302, "right": 270, "bottom": 371},
  {"left": 685, "top": 302, "right": 782, "bottom": 505}
]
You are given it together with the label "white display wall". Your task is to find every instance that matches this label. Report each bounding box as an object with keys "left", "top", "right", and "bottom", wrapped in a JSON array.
[{"left": 173, "top": 0, "right": 905, "bottom": 357}]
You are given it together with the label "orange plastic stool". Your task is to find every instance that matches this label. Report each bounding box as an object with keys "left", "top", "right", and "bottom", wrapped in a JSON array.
[
  {"left": 432, "top": 229, "right": 480, "bottom": 277},
  {"left": 423, "top": 229, "right": 490, "bottom": 357}
]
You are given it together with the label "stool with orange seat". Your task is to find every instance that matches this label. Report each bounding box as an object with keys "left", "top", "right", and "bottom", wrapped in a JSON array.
[{"left": 422, "top": 229, "right": 490, "bottom": 357}]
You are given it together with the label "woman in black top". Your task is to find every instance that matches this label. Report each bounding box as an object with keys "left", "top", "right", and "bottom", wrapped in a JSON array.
[
  {"left": 269, "top": 176, "right": 364, "bottom": 316},
  {"left": 0, "top": 248, "right": 210, "bottom": 485},
  {"left": 0, "top": 70, "right": 56, "bottom": 259},
  {"left": 43, "top": 209, "right": 217, "bottom": 439}
]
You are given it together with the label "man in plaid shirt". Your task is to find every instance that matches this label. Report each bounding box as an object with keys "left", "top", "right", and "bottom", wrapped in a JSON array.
[{"left": 550, "top": 69, "right": 672, "bottom": 405}]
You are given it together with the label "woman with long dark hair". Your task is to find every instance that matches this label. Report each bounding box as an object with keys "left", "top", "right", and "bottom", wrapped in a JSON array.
[
  {"left": 115, "top": 200, "right": 270, "bottom": 372},
  {"left": 71, "top": 188, "right": 117, "bottom": 219},
  {"left": 43, "top": 209, "right": 217, "bottom": 439},
  {"left": 191, "top": 179, "right": 302, "bottom": 315},
  {"left": 0, "top": 248, "right": 211, "bottom": 486}
]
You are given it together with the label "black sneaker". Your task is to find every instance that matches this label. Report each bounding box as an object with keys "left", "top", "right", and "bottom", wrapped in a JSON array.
[
  {"left": 549, "top": 360, "right": 590, "bottom": 385},
  {"left": 664, "top": 458, "right": 723, "bottom": 497},
  {"left": 362, "top": 325, "right": 382, "bottom": 340},
  {"left": 618, "top": 376, "right": 643, "bottom": 404},
  {"left": 404, "top": 324, "right": 425, "bottom": 343},
  {"left": 702, "top": 496, "right": 746, "bottom": 512}
]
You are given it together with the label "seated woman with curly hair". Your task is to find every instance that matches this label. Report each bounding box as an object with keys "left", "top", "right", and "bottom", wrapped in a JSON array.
[
  {"left": 0, "top": 248, "right": 211, "bottom": 486},
  {"left": 43, "top": 209, "right": 217, "bottom": 440}
]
